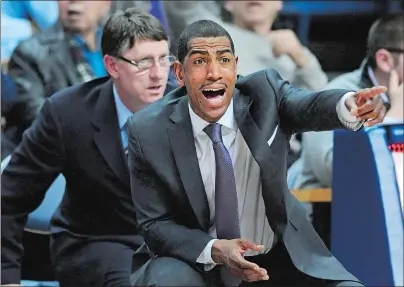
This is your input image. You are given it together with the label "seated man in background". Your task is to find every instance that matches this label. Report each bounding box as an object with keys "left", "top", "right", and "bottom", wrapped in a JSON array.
[
  {"left": 5, "top": 1, "right": 110, "bottom": 154},
  {"left": 295, "top": 13, "right": 403, "bottom": 191},
  {"left": 1, "top": 8, "right": 175, "bottom": 287},
  {"left": 164, "top": 0, "right": 328, "bottom": 91}
]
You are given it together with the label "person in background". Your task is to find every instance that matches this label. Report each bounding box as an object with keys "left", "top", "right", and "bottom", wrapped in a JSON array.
[
  {"left": 294, "top": 13, "right": 403, "bottom": 191},
  {"left": 5, "top": 1, "right": 110, "bottom": 156},
  {"left": 1, "top": 1, "right": 59, "bottom": 61},
  {"left": 2, "top": 8, "right": 175, "bottom": 287},
  {"left": 164, "top": 0, "right": 328, "bottom": 91}
]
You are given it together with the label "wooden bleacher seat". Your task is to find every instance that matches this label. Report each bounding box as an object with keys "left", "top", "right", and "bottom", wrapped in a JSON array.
[{"left": 291, "top": 188, "right": 331, "bottom": 202}]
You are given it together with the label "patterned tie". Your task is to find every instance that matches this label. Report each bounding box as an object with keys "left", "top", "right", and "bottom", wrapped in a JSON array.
[{"left": 204, "top": 123, "right": 241, "bottom": 286}]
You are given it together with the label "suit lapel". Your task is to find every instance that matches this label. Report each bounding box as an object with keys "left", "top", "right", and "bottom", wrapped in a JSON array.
[
  {"left": 167, "top": 96, "right": 210, "bottom": 231},
  {"left": 233, "top": 91, "right": 287, "bottom": 233},
  {"left": 92, "top": 80, "right": 129, "bottom": 183}
]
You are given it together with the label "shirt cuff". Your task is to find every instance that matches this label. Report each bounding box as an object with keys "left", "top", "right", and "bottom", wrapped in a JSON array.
[
  {"left": 196, "top": 239, "right": 218, "bottom": 271},
  {"left": 336, "top": 92, "right": 364, "bottom": 131}
]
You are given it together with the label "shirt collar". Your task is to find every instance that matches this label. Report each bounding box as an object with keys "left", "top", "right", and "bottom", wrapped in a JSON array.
[
  {"left": 73, "top": 28, "right": 102, "bottom": 51},
  {"left": 188, "top": 99, "right": 237, "bottom": 138},
  {"left": 113, "top": 85, "right": 133, "bottom": 130},
  {"left": 368, "top": 66, "right": 379, "bottom": 86},
  {"left": 367, "top": 66, "right": 389, "bottom": 104}
]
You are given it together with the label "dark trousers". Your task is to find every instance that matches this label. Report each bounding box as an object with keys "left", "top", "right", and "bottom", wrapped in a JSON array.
[
  {"left": 22, "top": 232, "right": 55, "bottom": 281},
  {"left": 51, "top": 232, "right": 148, "bottom": 287},
  {"left": 131, "top": 242, "right": 363, "bottom": 287}
]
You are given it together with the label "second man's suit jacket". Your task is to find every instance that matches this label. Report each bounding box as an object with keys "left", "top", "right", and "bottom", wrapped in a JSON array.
[
  {"left": 1, "top": 77, "right": 179, "bottom": 283},
  {"left": 127, "top": 69, "right": 360, "bottom": 283}
]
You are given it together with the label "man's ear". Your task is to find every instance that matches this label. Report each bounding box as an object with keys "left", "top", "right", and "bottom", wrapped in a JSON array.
[
  {"left": 174, "top": 61, "right": 185, "bottom": 86},
  {"left": 375, "top": 49, "right": 395, "bottom": 73},
  {"left": 103, "top": 55, "right": 119, "bottom": 79}
]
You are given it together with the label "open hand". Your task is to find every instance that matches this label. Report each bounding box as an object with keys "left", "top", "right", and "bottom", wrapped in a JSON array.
[
  {"left": 345, "top": 86, "right": 388, "bottom": 127},
  {"left": 211, "top": 239, "right": 269, "bottom": 282}
]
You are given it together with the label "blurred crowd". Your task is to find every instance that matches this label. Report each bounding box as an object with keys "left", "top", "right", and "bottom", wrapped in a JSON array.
[
  {"left": 0, "top": 0, "right": 403, "bottom": 285},
  {"left": 2, "top": 0, "right": 403, "bottom": 176}
]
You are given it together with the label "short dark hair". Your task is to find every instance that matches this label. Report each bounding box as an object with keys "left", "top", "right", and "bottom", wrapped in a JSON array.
[
  {"left": 101, "top": 8, "right": 168, "bottom": 57},
  {"left": 177, "top": 20, "right": 235, "bottom": 63},
  {"left": 367, "top": 13, "right": 404, "bottom": 68}
]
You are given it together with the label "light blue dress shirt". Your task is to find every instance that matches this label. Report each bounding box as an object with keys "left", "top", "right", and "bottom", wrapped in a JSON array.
[{"left": 113, "top": 85, "right": 133, "bottom": 151}]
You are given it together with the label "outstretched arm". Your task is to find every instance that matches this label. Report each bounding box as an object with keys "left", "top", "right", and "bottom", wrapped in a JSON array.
[{"left": 265, "top": 69, "right": 387, "bottom": 134}]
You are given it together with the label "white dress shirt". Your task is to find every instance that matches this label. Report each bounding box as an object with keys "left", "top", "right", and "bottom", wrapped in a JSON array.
[{"left": 190, "top": 94, "right": 361, "bottom": 268}]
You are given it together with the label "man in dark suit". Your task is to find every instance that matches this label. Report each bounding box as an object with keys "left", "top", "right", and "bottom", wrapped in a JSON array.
[
  {"left": 128, "top": 20, "right": 387, "bottom": 286},
  {"left": 1, "top": 9, "right": 176, "bottom": 287}
]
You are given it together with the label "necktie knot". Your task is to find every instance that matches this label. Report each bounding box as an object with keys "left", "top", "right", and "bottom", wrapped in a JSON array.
[{"left": 204, "top": 123, "right": 222, "bottom": 144}]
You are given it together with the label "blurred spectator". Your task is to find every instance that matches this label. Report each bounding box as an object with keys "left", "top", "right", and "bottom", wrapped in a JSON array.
[
  {"left": 164, "top": 0, "right": 328, "bottom": 91},
  {"left": 294, "top": 13, "right": 403, "bottom": 191},
  {"left": 1, "top": 1, "right": 59, "bottom": 61},
  {"left": 5, "top": 1, "right": 111, "bottom": 154}
]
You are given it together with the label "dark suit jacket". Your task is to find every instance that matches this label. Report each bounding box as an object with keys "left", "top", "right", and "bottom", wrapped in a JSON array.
[
  {"left": 1, "top": 77, "right": 148, "bottom": 284},
  {"left": 127, "top": 69, "right": 360, "bottom": 282}
]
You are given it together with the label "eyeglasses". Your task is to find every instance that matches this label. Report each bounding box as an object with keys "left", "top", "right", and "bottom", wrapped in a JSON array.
[{"left": 118, "top": 54, "right": 176, "bottom": 71}]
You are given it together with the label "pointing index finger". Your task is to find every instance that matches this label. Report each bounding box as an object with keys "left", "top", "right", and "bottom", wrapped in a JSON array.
[{"left": 356, "top": 86, "right": 387, "bottom": 103}]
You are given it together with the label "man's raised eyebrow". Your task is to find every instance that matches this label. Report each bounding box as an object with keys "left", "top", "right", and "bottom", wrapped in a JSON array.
[
  {"left": 188, "top": 49, "right": 208, "bottom": 57},
  {"left": 217, "top": 48, "right": 233, "bottom": 55},
  {"left": 188, "top": 48, "right": 233, "bottom": 57}
]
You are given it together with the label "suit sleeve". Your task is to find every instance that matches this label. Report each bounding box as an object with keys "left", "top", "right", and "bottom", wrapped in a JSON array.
[
  {"left": 266, "top": 69, "right": 352, "bottom": 134},
  {"left": 1, "top": 98, "right": 65, "bottom": 284},
  {"left": 127, "top": 118, "right": 214, "bottom": 265}
]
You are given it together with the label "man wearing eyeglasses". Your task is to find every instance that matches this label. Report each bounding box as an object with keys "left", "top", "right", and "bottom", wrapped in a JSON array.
[{"left": 1, "top": 8, "right": 176, "bottom": 287}]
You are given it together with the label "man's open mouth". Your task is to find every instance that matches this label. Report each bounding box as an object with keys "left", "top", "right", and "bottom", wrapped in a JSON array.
[{"left": 202, "top": 88, "right": 226, "bottom": 102}]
